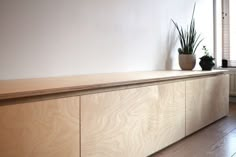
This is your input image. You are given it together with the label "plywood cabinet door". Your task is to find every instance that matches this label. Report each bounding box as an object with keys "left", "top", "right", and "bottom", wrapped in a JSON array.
[
  {"left": 186, "top": 74, "right": 229, "bottom": 135},
  {"left": 81, "top": 82, "right": 185, "bottom": 157},
  {"left": 0, "top": 97, "right": 80, "bottom": 157}
]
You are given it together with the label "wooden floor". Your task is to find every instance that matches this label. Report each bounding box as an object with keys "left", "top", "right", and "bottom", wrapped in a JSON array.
[{"left": 151, "top": 103, "right": 236, "bottom": 157}]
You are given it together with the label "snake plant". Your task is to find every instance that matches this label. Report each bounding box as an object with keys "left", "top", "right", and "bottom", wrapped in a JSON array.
[{"left": 172, "top": 3, "right": 203, "bottom": 55}]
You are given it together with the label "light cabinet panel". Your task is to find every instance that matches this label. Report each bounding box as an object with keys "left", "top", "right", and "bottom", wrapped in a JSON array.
[
  {"left": 0, "top": 97, "right": 80, "bottom": 157},
  {"left": 81, "top": 82, "right": 185, "bottom": 157},
  {"left": 186, "top": 75, "right": 229, "bottom": 135}
]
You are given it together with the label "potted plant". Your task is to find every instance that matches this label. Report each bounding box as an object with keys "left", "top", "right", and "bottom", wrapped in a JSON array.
[
  {"left": 199, "top": 46, "right": 215, "bottom": 70},
  {"left": 172, "top": 4, "right": 203, "bottom": 70}
]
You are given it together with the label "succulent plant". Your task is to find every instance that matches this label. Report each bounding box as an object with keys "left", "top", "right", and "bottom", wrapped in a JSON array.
[
  {"left": 200, "top": 46, "right": 215, "bottom": 61},
  {"left": 199, "top": 46, "right": 215, "bottom": 70}
]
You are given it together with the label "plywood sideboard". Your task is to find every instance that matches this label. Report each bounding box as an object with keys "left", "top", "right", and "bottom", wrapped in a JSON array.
[{"left": 0, "top": 70, "right": 229, "bottom": 157}]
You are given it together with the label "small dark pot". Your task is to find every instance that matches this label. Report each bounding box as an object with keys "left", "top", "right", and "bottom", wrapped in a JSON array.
[{"left": 199, "top": 60, "right": 215, "bottom": 71}]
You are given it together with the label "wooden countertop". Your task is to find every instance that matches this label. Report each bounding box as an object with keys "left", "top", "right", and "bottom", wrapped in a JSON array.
[{"left": 0, "top": 70, "right": 228, "bottom": 100}]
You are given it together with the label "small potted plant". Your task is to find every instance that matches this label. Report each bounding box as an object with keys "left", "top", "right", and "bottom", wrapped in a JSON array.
[
  {"left": 199, "top": 46, "right": 215, "bottom": 70},
  {"left": 172, "top": 3, "right": 203, "bottom": 70}
]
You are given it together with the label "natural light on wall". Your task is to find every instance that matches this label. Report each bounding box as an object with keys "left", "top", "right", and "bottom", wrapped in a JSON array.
[
  {"left": 230, "top": 0, "right": 236, "bottom": 61},
  {"left": 214, "top": 0, "right": 222, "bottom": 67}
]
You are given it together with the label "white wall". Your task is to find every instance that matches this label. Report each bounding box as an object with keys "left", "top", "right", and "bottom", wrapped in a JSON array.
[{"left": 0, "top": 0, "right": 213, "bottom": 80}]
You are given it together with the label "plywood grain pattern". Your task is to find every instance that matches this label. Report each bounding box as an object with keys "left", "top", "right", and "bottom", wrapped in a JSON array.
[
  {"left": 152, "top": 104, "right": 236, "bottom": 157},
  {"left": 81, "top": 82, "right": 185, "bottom": 157},
  {"left": 186, "top": 74, "right": 229, "bottom": 135},
  {"left": 0, "top": 97, "right": 80, "bottom": 157},
  {"left": 0, "top": 70, "right": 228, "bottom": 100}
]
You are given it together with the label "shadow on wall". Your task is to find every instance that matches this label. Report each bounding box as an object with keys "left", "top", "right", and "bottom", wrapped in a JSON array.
[{"left": 165, "top": 23, "right": 178, "bottom": 70}]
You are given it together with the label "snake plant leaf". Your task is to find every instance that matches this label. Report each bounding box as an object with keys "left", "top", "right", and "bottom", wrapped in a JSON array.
[{"left": 171, "top": 3, "right": 203, "bottom": 55}]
